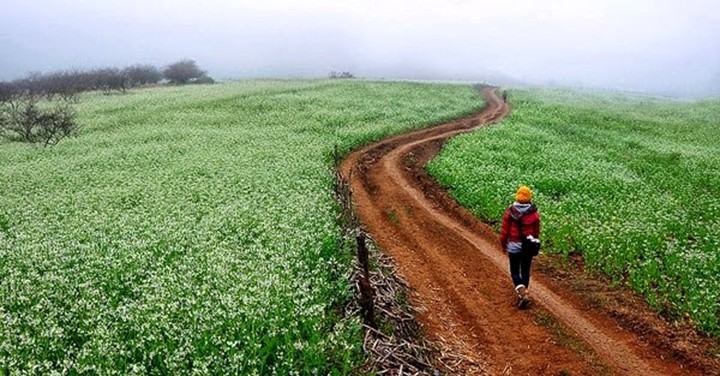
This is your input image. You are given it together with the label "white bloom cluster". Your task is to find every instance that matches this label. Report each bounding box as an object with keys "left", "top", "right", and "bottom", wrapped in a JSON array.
[
  {"left": 0, "top": 80, "right": 481, "bottom": 373},
  {"left": 429, "top": 88, "right": 720, "bottom": 334}
]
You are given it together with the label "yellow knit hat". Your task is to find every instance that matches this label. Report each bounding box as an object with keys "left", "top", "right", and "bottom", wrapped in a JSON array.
[{"left": 515, "top": 186, "right": 533, "bottom": 203}]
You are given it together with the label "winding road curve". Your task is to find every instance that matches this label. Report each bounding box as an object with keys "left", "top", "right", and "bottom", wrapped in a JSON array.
[{"left": 340, "top": 87, "right": 699, "bottom": 375}]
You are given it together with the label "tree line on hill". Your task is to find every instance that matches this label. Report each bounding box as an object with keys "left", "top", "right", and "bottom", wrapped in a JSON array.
[
  {"left": 0, "top": 59, "right": 212, "bottom": 147},
  {"left": 0, "top": 59, "right": 212, "bottom": 100}
]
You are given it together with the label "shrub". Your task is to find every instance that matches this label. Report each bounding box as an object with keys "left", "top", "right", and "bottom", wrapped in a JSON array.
[
  {"left": 0, "top": 94, "right": 79, "bottom": 146},
  {"left": 162, "top": 59, "right": 207, "bottom": 85},
  {"left": 193, "top": 75, "right": 215, "bottom": 85},
  {"left": 329, "top": 71, "right": 355, "bottom": 79}
]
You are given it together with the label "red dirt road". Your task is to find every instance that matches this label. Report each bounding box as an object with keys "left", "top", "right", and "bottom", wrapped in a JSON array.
[{"left": 340, "top": 88, "right": 701, "bottom": 375}]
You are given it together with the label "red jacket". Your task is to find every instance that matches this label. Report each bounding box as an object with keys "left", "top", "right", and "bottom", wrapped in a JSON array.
[{"left": 499, "top": 203, "right": 541, "bottom": 249}]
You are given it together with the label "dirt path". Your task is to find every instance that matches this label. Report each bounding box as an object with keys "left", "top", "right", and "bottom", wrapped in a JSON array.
[{"left": 340, "top": 87, "right": 701, "bottom": 375}]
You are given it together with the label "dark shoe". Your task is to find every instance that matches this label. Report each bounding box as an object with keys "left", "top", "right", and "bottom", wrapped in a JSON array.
[
  {"left": 518, "top": 296, "right": 531, "bottom": 309},
  {"left": 515, "top": 285, "right": 530, "bottom": 309}
]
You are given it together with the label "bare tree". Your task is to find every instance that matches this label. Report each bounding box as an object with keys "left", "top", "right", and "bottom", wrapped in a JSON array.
[
  {"left": 91, "top": 68, "right": 128, "bottom": 94},
  {"left": 12, "top": 72, "right": 45, "bottom": 97},
  {"left": 42, "top": 70, "right": 86, "bottom": 101},
  {"left": 73, "top": 70, "right": 98, "bottom": 93},
  {"left": 123, "top": 64, "right": 161, "bottom": 87},
  {"left": 0, "top": 90, "right": 79, "bottom": 147},
  {"left": 9, "top": 70, "right": 89, "bottom": 101},
  {"left": 0, "top": 81, "right": 16, "bottom": 103},
  {"left": 162, "top": 59, "right": 207, "bottom": 85}
]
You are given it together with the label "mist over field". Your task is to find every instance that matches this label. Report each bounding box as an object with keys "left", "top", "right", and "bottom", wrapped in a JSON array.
[{"left": 1, "top": 0, "right": 719, "bottom": 97}]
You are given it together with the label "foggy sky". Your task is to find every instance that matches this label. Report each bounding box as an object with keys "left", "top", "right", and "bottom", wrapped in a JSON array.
[{"left": 2, "top": 0, "right": 719, "bottom": 96}]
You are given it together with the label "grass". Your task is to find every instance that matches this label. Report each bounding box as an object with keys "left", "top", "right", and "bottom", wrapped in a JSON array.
[
  {"left": 0, "top": 79, "right": 484, "bottom": 374},
  {"left": 427, "top": 88, "right": 720, "bottom": 334}
]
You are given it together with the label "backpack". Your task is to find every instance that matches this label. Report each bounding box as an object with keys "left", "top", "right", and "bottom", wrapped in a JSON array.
[{"left": 515, "top": 214, "right": 540, "bottom": 256}]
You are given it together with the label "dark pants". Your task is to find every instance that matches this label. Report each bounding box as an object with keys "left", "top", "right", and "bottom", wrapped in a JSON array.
[{"left": 509, "top": 251, "right": 534, "bottom": 289}]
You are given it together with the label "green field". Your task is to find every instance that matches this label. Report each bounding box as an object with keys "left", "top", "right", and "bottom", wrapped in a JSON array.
[
  {"left": 0, "top": 80, "right": 483, "bottom": 374},
  {"left": 428, "top": 88, "right": 720, "bottom": 333}
]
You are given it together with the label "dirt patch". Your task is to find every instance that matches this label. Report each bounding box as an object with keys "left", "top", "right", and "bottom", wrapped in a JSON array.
[{"left": 340, "top": 87, "right": 710, "bottom": 375}]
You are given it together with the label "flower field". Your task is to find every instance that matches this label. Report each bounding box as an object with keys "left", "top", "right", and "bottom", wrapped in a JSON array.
[
  {"left": 428, "top": 88, "right": 720, "bottom": 333},
  {"left": 0, "top": 80, "right": 483, "bottom": 374}
]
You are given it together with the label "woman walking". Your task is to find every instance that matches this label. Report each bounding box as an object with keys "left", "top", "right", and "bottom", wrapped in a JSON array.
[{"left": 499, "top": 186, "right": 541, "bottom": 309}]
